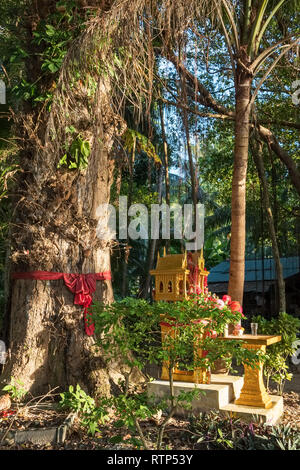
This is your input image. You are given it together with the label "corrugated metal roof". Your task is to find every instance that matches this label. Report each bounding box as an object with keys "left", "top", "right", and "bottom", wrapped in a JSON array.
[
  {"left": 208, "top": 280, "right": 275, "bottom": 293},
  {"left": 207, "top": 257, "right": 300, "bottom": 283}
]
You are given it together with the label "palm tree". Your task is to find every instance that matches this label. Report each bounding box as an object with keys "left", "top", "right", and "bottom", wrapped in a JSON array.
[{"left": 214, "top": 0, "right": 298, "bottom": 304}]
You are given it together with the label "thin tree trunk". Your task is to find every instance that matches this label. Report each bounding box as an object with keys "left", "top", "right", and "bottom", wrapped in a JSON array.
[
  {"left": 121, "top": 143, "right": 135, "bottom": 298},
  {"left": 159, "top": 103, "right": 170, "bottom": 208},
  {"left": 159, "top": 102, "right": 170, "bottom": 253},
  {"left": 252, "top": 138, "right": 286, "bottom": 313},
  {"left": 147, "top": 154, "right": 152, "bottom": 190},
  {"left": 269, "top": 149, "right": 278, "bottom": 235},
  {"left": 258, "top": 124, "right": 300, "bottom": 198},
  {"left": 142, "top": 162, "right": 163, "bottom": 298},
  {"left": 180, "top": 72, "right": 198, "bottom": 223},
  {"left": 228, "top": 68, "right": 252, "bottom": 305},
  {"left": 260, "top": 186, "right": 266, "bottom": 317}
]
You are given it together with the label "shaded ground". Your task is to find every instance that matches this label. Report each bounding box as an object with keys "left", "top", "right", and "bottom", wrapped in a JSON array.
[
  {"left": 279, "top": 391, "right": 300, "bottom": 429},
  {"left": 0, "top": 390, "right": 299, "bottom": 450},
  {"left": 0, "top": 369, "right": 299, "bottom": 450},
  {"left": 281, "top": 372, "right": 300, "bottom": 394}
]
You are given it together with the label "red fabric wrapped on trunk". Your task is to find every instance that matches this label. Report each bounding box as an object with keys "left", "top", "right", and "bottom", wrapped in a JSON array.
[{"left": 12, "top": 271, "right": 111, "bottom": 336}]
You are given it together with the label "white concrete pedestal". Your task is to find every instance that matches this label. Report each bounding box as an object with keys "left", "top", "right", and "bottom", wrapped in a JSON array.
[
  {"left": 147, "top": 374, "right": 283, "bottom": 425},
  {"left": 221, "top": 396, "right": 283, "bottom": 425}
]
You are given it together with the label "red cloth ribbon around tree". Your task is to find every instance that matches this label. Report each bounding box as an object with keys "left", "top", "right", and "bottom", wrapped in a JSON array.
[{"left": 12, "top": 271, "right": 111, "bottom": 336}]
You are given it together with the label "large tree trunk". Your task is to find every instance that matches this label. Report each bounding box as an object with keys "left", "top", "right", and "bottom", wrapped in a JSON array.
[
  {"left": 1, "top": 106, "right": 126, "bottom": 398},
  {"left": 0, "top": 4, "right": 136, "bottom": 397},
  {"left": 228, "top": 66, "right": 252, "bottom": 305}
]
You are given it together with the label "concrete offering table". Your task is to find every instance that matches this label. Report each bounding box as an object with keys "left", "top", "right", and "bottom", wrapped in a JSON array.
[
  {"left": 147, "top": 333, "right": 284, "bottom": 424},
  {"left": 219, "top": 334, "right": 281, "bottom": 409}
]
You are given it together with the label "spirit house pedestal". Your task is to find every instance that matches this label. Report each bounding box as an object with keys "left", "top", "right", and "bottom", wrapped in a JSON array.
[{"left": 148, "top": 250, "right": 284, "bottom": 425}]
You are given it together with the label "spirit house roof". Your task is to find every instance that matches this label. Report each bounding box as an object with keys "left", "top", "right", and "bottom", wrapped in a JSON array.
[
  {"left": 150, "top": 250, "right": 190, "bottom": 275},
  {"left": 150, "top": 249, "right": 209, "bottom": 276}
]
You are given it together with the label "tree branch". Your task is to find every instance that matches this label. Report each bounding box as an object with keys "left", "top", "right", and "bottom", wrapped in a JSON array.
[
  {"left": 166, "top": 51, "right": 235, "bottom": 117},
  {"left": 162, "top": 98, "right": 300, "bottom": 130},
  {"left": 163, "top": 55, "right": 300, "bottom": 196},
  {"left": 257, "top": 124, "right": 300, "bottom": 197}
]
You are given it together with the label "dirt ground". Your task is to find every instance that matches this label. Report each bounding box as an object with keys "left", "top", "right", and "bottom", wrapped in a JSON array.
[
  {"left": 0, "top": 369, "right": 299, "bottom": 450},
  {"left": 0, "top": 389, "right": 299, "bottom": 450},
  {"left": 280, "top": 372, "right": 300, "bottom": 393}
]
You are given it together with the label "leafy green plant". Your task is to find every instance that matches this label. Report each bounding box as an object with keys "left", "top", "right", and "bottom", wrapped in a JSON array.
[
  {"left": 59, "top": 384, "right": 96, "bottom": 414},
  {"left": 57, "top": 133, "right": 90, "bottom": 170},
  {"left": 189, "top": 410, "right": 300, "bottom": 450},
  {"left": 90, "top": 296, "right": 263, "bottom": 449},
  {"left": 252, "top": 312, "right": 300, "bottom": 394},
  {"left": 2, "top": 377, "right": 27, "bottom": 402},
  {"left": 80, "top": 405, "right": 110, "bottom": 437},
  {"left": 9, "top": 0, "right": 85, "bottom": 107},
  {"left": 59, "top": 384, "right": 110, "bottom": 436},
  {"left": 262, "top": 424, "right": 300, "bottom": 451}
]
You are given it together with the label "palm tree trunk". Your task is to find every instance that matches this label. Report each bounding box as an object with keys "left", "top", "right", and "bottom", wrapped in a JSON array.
[{"left": 228, "top": 68, "right": 252, "bottom": 304}]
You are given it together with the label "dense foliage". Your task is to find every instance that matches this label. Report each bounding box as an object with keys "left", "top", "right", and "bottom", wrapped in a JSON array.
[{"left": 1, "top": 1, "right": 299, "bottom": 303}]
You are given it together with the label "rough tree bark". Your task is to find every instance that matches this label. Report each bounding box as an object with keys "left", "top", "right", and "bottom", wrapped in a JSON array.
[
  {"left": 0, "top": 2, "right": 142, "bottom": 398},
  {"left": 1, "top": 89, "right": 128, "bottom": 398}
]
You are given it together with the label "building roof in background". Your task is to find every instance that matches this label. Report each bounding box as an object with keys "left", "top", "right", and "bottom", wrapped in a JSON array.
[{"left": 208, "top": 257, "right": 300, "bottom": 284}]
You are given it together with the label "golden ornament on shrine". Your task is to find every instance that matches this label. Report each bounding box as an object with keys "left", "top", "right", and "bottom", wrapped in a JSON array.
[{"left": 150, "top": 248, "right": 209, "bottom": 302}]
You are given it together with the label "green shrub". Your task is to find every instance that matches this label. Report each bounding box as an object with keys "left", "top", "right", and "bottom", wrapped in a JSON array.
[
  {"left": 86, "top": 297, "right": 264, "bottom": 449},
  {"left": 252, "top": 313, "right": 300, "bottom": 394},
  {"left": 59, "top": 384, "right": 96, "bottom": 414},
  {"left": 190, "top": 410, "right": 300, "bottom": 450},
  {"left": 58, "top": 297, "right": 270, "bottom": 449},
  {"left": 2, "top": 377, "right": 27, "bottom": 402},
  {"left": 59, "top": 384, "right": 110, "bottom": 436}
]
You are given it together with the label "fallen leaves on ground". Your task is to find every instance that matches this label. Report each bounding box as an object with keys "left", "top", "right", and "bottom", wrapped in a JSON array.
[{"left": 0, "top": 391, "right": 299, "bottom": 450}]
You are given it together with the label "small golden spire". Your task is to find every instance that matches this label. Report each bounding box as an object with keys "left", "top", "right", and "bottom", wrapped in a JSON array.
[
  {"left": 198, "top": 247, "right": 205, "bottom": 270},
  {"left": 182, "top": 250, "right": 187, "bottom": 269}
]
